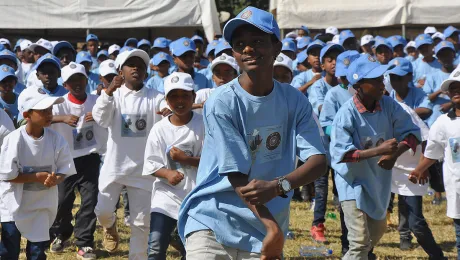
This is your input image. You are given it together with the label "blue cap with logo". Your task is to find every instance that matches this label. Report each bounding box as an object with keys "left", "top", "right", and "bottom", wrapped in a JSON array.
[
  {"left": 137, "top": 39, "right": 151, "bottom": 48},
  {"left": 320, "top": 43, "right": 344, "bottom": 63},
  {"left": 0, "top": 65, "right": 17, "bottom": 82},
  {"left": 296, "top": 50, "right": 308, "bottom": 64},
  {"left": 214, "top": 40, "right": 232, "bottom": 57},
  {"left": 0, "top": 49, "right": 18, "bottom": 63},
  {"left": 86, "top": 34, "right": 98, "bottom": 42},
  {"left": 387, "top": 35, "right": 406, "bottom": 48},
  {"left": 346, "top": 54, "right": 394, "bottom": 85},
  {"left": 152, "top": 52, "right": 172, "bottom": 66},
  {"left": 434, "top": 40, "right": 456, "bottom": 55},
  {"left": 387, "top": 57, "right": 413, "bottom": 76},
  {"left": 223, "top": 6, "right": 281, "bottom": 44},
  {"left": 335, "top": 50, "right": 360, "bottom": 77},
  {"left": 206, "top": 40, "right": 220, "bottom": 56},
  {"left": 282, "top": 39, "right": 297, "bottom": 53},
  {"left": 297, "top": 36, "right": 312, "bottom": 50},
  {"left": 124, "top": 38, "right": 138, "bottom": 47},
  {"left": 191, "top": 35, "right": 204, "bottom": 44},
  {"left": 415, "top": 34, "right": 433, "bottom": 49},
  {"left": 170, "top": 37, "right": 196, "bottom": 57},
  {"left": 52, "top": 41, "right": 75, "bottom": 56},
  {"left": 299, "top": 25, "right": 310, "bottom": 35},
  {"left": 306, "top": 39, "right": 326, "bottom": 54},
  {"left": 153, "top": 37, "right": 169, "bottom": 49},
  {"left": 97, "top": 50, "right": 109, "bottom": 58},
  {"left": 374, "top": 38, "right": 393, "bottom": 51},
  {"left": 444, "top": 26, "right": 460, "bottom": 38},
  {"left": 76, "top": 51, "right": 92, "bottom": 64},
  {"left": 339, "top": 30, "right": 356, "bottom": 45},
  {"left": 35, "top": 54, "right": 61, "bottom": 70}
]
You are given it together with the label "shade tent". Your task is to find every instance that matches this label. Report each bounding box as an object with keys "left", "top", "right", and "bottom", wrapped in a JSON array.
[{"left": 0, "top": 0, "right": 221, "bottom": 42}]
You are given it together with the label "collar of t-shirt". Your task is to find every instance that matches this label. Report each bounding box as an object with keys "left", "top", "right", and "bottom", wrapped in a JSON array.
[
  {"left": 447, "top": 109, "right": 460, "bottom": 119},
  {"left": 353, "top": 94, "right": 382, "bottom": 114},
  {"left": 119, "top": 84, "right": 146, "bottom": 97},
  {"left": 67, "top": 93, "right": 86, "bottom": 105}
]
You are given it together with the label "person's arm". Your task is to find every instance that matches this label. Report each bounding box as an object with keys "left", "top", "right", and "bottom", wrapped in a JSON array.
[
  {"left": 154, "top": 168, "right": 184, "bottom": 186},
  {"left": 169, "top": 147, "right": 200, "bottom": 167},
  {"left": 7, "top": 171, "right": 49, "bottom": 184},
  {"left": 92, "top": 76, "right": 123, "bottom": 128},
  {"left": 298, "top": 74, "right": 321, "bottom": 94},
  {"left": 428, "top": 89, "right": 443, "bottom": 102},
  {"left": 52, "top": 115, "right": 79, "bottom": 127},
  {"left": 341, "top": 138, "right": 398, "bottom": 163},
  {"left": 414, "top": 107, "right": 432, "bottom": 120},
  {"left": 192, "top": 103, "right": 204, "bottom": 110}
]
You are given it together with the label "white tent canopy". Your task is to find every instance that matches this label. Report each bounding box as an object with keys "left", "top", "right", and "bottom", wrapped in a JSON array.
[
  {"left": 272, "top": 0, "right": 460, "bottom": 29},
  {"left": 0, "top": 0, "right": 221, "bottom": 42}
]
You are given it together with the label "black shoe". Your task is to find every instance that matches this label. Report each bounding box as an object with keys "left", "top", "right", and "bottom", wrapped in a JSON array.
[
  {"left": 50, "top": 237, "right": 68, "bottom": 253},
  {"left": 341, "top": 247, "right": 349, "bottom": 256},
  {"left": 400, "top": 239, "right": 413, "bottom": 250}
]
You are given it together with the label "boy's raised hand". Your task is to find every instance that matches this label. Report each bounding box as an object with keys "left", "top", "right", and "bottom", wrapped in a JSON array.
[
  {"left": 378, "top": 138, "right": 398, "bottom": 156},
  {"left": 156, "top": 107, "right": 172, "bottom": 117},
  {"left": 106, "top": 75, "right": 124, "bottom": 96}
]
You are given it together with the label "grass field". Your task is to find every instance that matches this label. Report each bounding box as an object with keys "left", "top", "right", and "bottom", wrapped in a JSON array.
[{"left": 18, "top": 188, "right": 458, "bottom": 259}]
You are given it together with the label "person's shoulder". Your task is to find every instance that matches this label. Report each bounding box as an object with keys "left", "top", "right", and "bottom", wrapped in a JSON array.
[
  {"left": 5, "top": 126, "right": 23, "bottom": 142},
  {"left": 410, "top": 86, "right": 427, "bottom": 96},
  {"left": 276, "top": 80, "right": 305, "bottom": 99},
  {"left": 204, "top": 79, "right": 238, "bottom": 109},
  {"left": 145, "top": 85, "right": 165, "bottom": 99}
]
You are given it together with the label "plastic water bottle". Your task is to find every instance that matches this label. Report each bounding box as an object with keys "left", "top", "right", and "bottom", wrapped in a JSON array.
[
  {"left": 286, "top": 231, "right": 295, "bottom": 240},
  {"left": 299, "top": 245, "right": 333, "bottom": 257},
  {"left": 326, "top": 212, "right": 337, "bottom": 220},
  {"left": 427, "top": 188, "right": 434, "bottom": 196}
]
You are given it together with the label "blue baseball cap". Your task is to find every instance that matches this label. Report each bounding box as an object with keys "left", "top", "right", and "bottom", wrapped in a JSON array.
[
  {"left": 124, "top": 38, "right": 138, "bottom": 47},
  {"left": 86, "top": 34, "right": 98, "bottom": 42},
  {"left": 339, "top": 30, "right": 356, "bottom": 46},
  {"left": 0, "top": 49, "right": 18, "bottom": 63},
  {"left": 205, "top": 40, "right": 220, "bottom": 56},
  {"left": 296, "top": 50, "right": 308, "bottom": 64},
  {"left": 434, "top": 41, "right": 456, "bottom": 55},
  {"left": 314, "top": 33, "right": 324, "bottom": 40},
  {"left": 387, "top": 35, "right": 406, "bottom": 48},
  {"left": 214, "top": 40, "right": 232, "bottom": 57},
  {"left": 191, "top": 35, "right": 204, "bottom": 43},
  {"left": 374, "top": 38, "right": 393, "bottom": 51},
  {"left": 299, "top": 26, "right": 310, "bottom": 35},
  {"left": 97, "top": 50, "right": 109, "bottom": 58},
  {"left": 387, "top": 57, "right": 413, "bottom": 76},
  {"left": 170, "top": 37, "right": 196, "bottom": 57},
  {"left": 35, "top": 54, "right": 61, "bottom": 70},
  {"left": 320, "top": 43, "right": 344, "bottom": 63},
  {"left": 137, "top": 39, "right": 151, "bottom": 48},
  {"left": 120, "top": 46, "right": 134, "bottom": 53},
  {"left": 153, "top": 37, "right": 169, "bottom": 49},
  {"left": 444, "top": 26, "right": 460, "bottom": 38},
  {"left": 52, "top": 41, "right": 75, "bottom": 56},
  {"left": 335, "top": 50, "right": 360, "bottom": 77},
  {"left": 0, "top": 45, "right": 4, "bottom": 52},
  {"left": 415, "top": 34, "right": 433, "bottom": 49},
  {"left": 0, "top": 65, "right": 17, "bottom": 82},
  {"left": 282, "top": 39, "right": 297, "bottom": 52},
  {"left": 14, "top": 39, "right": 24, "bottom": 51},
  {"left": 306, "top": 39, "right": 326, "bottom": 54},
  {"left": 223, "top": 6, "right": 281, "bottom": 44},
  {"left": 297, "top": 36, "right": 312, "bottom": 49},
  {"left": 346, "top": 54, "right": 394, "bottom": 85},
  {"left": 76, "top": 51, "right": 92, "bottom": 64},
  {"left": 152, "top": 52, "right": 172, "bottom": 66}
]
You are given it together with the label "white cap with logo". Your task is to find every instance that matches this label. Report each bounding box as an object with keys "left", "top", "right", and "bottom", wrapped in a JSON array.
[
  {"left": 61, "top": 62, "right": 88, "bottom": 82},
  {"left": 19, "top": 40, "right": 33, "bottom": 51},
  {"left": 28, "top": 38, "right": 53, "bottom": 52},
  {"left": 211, "top": 53, "right": 239, "bottom": 72},
  {"left": 273, "top": 53, "right": 293, "bottom": 73},
  {"left": 99, "top": 59, "right": 118, "bottom": 77},
  {"left": 164, "top": 72, "right": 195, "bottom": 97},
  {"left": 18, "top": 87, "right": 64, "bottom": 114},
  {"left": 326, "top": 26, "right": 339, "bottom": 36},
  {"left": 108, "top": 44, "right": 121, "bottom": 55}
]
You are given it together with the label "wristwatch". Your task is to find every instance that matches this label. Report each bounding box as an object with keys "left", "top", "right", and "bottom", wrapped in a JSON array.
[{"left": 277, "top": 176, "right": 291, "bottom": 198}]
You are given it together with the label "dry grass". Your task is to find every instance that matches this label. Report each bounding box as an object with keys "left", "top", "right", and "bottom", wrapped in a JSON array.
[{"left": 17, "top": 187, "right": 457, "bottom": 259}]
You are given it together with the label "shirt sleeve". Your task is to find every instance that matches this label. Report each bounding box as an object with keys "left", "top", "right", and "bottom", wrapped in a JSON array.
[
  {"left": 142, "top": 127, "right": 166, "bottom": 176},
  {"left": 55, "top": 133, "right": 77, "bottom": 176},
  {"left": 390, "top": 98, "right": 422, "bottom": 149},
  {"left": 318, "top": 90, "right": 338, "bottom": 127},
  {"left": 92, "top": 90, "right": 116, "bottom": 128},
  {"left": 424, "top": 119, "right": 446, "bottom": 161},
  {"left": 0, "top": 133, "right": 20, "bottom": 180},
  {"left": 0, "top": 110, "right": 15, "bottom": 148},
  {"left": 422, "top": 74, "right": 435, "bottom": 95},
  {"left": 291, "top": 73, "right": 305, "bottom": 89}
]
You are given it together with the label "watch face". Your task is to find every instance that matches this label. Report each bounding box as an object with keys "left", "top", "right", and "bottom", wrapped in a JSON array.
[{"left": 281, "top": 179, "right": 291, "bottom": 191}]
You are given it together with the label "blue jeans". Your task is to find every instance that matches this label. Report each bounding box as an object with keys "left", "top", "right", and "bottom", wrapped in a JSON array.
[
  {"left": 148, "top": 212, "right": 185, "bottom": 260},
  {"left": 312, "top": 171, "right": 328, "bottom": 226},
  {"left": 1, "top": 222, "right": 47, "bottom": 260},
  {"left": 454, "top": 219, "right": 460, "bottom": 260},
  {"left": 398, "top": 195, "right": 445, "bottom": 259}
]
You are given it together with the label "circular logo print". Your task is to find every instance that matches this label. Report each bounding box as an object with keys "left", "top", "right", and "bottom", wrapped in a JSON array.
[
  {"left": 241, "top": 10, "right": 252, "bottom": 19},
  {"left": 353, "top": 73, "right": 359, "bottom": 80},
  {"left": 70, "top": 63, "right": 77, "bottom": 69},
  {"left": 276, "top": 56, "right": 283, "bottom": 62},
  {"left": 2, "top": 66, "right": 8, "bottom": 72},
  {"left": 343, "top": 58, "right": 350, "bottom": 65},
  {"left": 160, "top": 53, "right": 165, "bottom": 58},
  {"left": 109, "top": 62, "right": 115, "bottom": 67},
  {"left": 183, "top": 41, "right": 190, "bottom": 46},
  {"left": 442, "top": 41, "right": 447, "bottom": 46},
  {"left": 368, "top": 55, "right": 376, "bottom": 62},
  {"left": 85, "top": 130, "right": 94, "bottom": 141},
  {"left": 393, "top": 36, "right": 398, "bottom": 40},
  {"left": 212, "top": 41, "right": 218, "bottom": 46},
  {"left": 135, "top": 119, "right": 146, "bottom": 130},
  {"left": 454, "top": 71, "right": 460, "bottom": 78},
  {"left": 171, "top": 76, "right": 179, "bottom": 83},
  {"left": 266, "top": 132, "right": 281, "bottom": 150},
  {"left": 220, "top": 55, "right": 226, "bottom": 60},
  {"left": 37, "top": 88, "right": 46, "bottom": 94},
  {"left": 419, "top": 36, "right": 423, "bottom": 40},
  {"left": 284, "top": 42, "right": 289, "bottom": 46}
]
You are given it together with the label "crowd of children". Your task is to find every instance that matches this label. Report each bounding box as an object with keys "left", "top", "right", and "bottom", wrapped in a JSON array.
[{"left": 0, "top": 5, "right": 459, "bottom": 260}]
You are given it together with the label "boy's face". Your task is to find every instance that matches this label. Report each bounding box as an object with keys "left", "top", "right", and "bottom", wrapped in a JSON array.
[
  {"left": 0, "top": 58, "right": 17, "bottom": 71},
  {"left": 393, "top": 45, "right": 405, "bottom": 58},
  {"left": 231, "top": 24, "right": 281, "bottom": 73},
  {"left": 321, "top": 50, "right": 340, "bottom": 76},
  {"left": 155, "top": 61, "right": 170, "bottom": 75},
  {"left": 343, "top": 38, "right": 357, "bottom": 51},
  {"left": 36, "top": 63, "right": 60, "bottom": 88},
  {"left": 100, "top": 73, "right": 116, "bottom": 87},
  {"left": 57, "top": 48, "right": 76, "bottom": 67},
  {"left": 97, "top": 55, "right": 108, "bottom": 63},
  {"left": 212, "top": 63, "right": 236, "bottom": 86},
  {"left": 448, "top": 82, "right": 460, "bottom": 105},
  {"left": 120, "top": 56, "right": 147, "bottom": 86},
  {"left": 64, "top": 74, "right": 88, "bottom": 98},
  {"left": 418, "top": 44, "right": 433, "bottom": 58},
  {"left": 81, "top": 61, "right": 92, "bottom": 74},
  {"left": 281, "top": 50, "right": 296, "bottom": 60},
  {"left": 138, "top": 45, "right": 150, "bottom": 54},
  {"left": 207, "top": 52, "right": 215, "bottom": 62},
  {"left": 166, "top": 89, "right": 195, "bottom": 116},
  {"left": 437, "top": 49, "right": 455, "bottom": 69},
  {"left": 23, "top": 49, "right": 35, "bottom": 63},
  {"left": 25, "top": 107, "right": 53, "bottom": 127},
  {"left": 0, "top": 76, "right": 17, "bottom": 94},
  {"left": 109, "top": 51, "right": 119, "bottom": 60},
  {"left": 407, "top": 47, "right": 418, "bottom": 58},
  {"left": 389, "top": 73, "right": 412, "bottom": 90},
  {"left": 356, "top": 76, "right": 385, "bottom": 101},
  {"left": 433, "top": 38, "right": 442, "bottom": 47},
  {"left": 376, "top": 46, "right": 393, "bottom": 65},
  {"left": 15, "top": 49, "right": 23, "bottom": 60},
  {"left": 447, "top": 32, "right": 459, "bottom": 45},
  {"left": 33, "top": 46, "right": 50, "bottom": 62},
  {"left": 126, "top": 42, "right": 137, "bottom": 48},
  {"left": 87, "top": 40, "right": 98, "bottom": 56},
  {"left": 307, "top": 48, "right": 321, "bottom": 69},
  {"left": 174, "top": 51, "right": 195, "bottom": 71},
  {"left": 273, "top": 66, "right": 293, "bottom": 84}
]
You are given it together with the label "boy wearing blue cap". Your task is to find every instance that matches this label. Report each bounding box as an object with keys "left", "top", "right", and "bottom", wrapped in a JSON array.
[
  {"left": 152, "top": 37, "right": 170, "bottom": 55},
  {"left": 374, "top": 38, "right": 393, "bottom": 65},
  {"left": 294, "top": 50, "right": 309, "bottom": 72},
  {"left": 34, "top": 55, "right": 67, "bottom": 96},
  {"left": 281, "top": 39, "right": 297, "bottom": 61},
  {"left": 388, "top": 36, "right": 406, "bottom": 58},
  {"left": 0, "top": 65, "right": 20, "bottom": 124},
  {"left": 146, "top": 52, "right": 172, "bottom": 94},
  {"left": 178, "top": 6, "right": 327, "bottom": 259},
  {"left": 291, "top": 40, "right": 325, "bottom": 96},
  {"left": 86, "top": 34, "right": 99, "bottom": 72},
  {"left": 137, "top": 39, "right": 152, "bottom": 54},
  {"left": 444, "top": 26, "right": 460, "bottom": 65},
  {"left": 0, "top": 49, "right": 26, "bottom": 95},
  {"left": 340, "top": 30, "right": 358, "bottom": 51},
  {"left": 53, "top": 41, "right": 76, "bottom": 67},
  {"left": 296, "top": 36, "right": 311, "bottom": 53},
  {"left": 191, "top": 35, "right": 209, "bottom": 70},
  {"left": 330, "top": 54, "right": 421, "bottom": 259},
  {"left": 97, "top": 50, "right": 108, "bottom": 64},
  {"left": 124, "top": 38, "right": 138, "bottom": 48},
  {"left": 76, "top": 51, "right": 101, "bottom": 94},
  {"left": 412, "top": 34, "right": 442, "bottom": 88},
  {"left": 298, "top": 26, "right": 310, "bottom": 37}
]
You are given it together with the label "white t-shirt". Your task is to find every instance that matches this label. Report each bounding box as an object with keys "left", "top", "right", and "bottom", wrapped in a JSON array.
[
  {"left": 92, "top": 85, "right": 165, "bottom": 191},
  {"left": 194, "top": 88, "right": 215, "bottom": 115},
  {"left": 424, "top": 113, "right": 460, "bottom": 219},
  {"left": 51, "top": 93, "right": 108, "bottom": 159},
  {"left": 143, "top": 112, "right": 204, "bottom": 219},
  {"left": 21, "top": 62, "right": 33, "bottom": 81},
  {"left": 26, "top": 69, "right": 43, "bottom": 88},
  {"left": 391, "top": 102, "right": 430, "bottom": 196},
  {"left": 0, "top": 126, "right": 76, "bottom": 242},
  {"left": 0, "top": 109, "right": 15, "bottom": 149}
]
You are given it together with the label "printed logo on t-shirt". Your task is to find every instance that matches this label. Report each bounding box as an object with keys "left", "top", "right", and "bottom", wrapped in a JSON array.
[
  {"left": 73, "top": 125, "right": 97, "bottom": 150},
  {"left": 248, "top": 125, "right": 283, "bottom": 164},
  {"left": 360, "top": 133, "right": 385, "bottom": 150},
  {"left": 22, "top": 165, "right": 52, "bottom": 191},
  {"left": 121, "top": 114, "right": 147, "bottom": 137},
  {"left": 449, "top": 137, "right": 460, "bottom": 163}
]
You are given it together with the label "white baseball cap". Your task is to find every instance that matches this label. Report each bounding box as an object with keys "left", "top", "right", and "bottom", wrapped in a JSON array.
[
  {"left": 108, "top": 44, "right": 121, "bottom": 55},
  {"left": 99, "top": 59, "right": 118, "bottom": 77},
  {"left": 19, "top": 40, "right": 32, "bottom": 51},
  {"left": 18, "top": 87, "right": 64, "bottom": 114},
  {"left": 424, "top": 26, "right": 437, "bottom": 35},
  {"left": 285, "top": 32, "right": 298, "bottom": 39},
  {"left": 273, "top": 53, "right": 293, "bottom": 73},
  {"left": 114, "top": 49, "right": 150, "bottom": 69},
  {"left": 404, "top": 41, "right": 416, "bottom": 54},
  {"left": 332, "top": 35, "right": 340, "bottom": 44},
  {"left": 28, "top": 38, "right": 53, "bottom": 52},
  {"left": 210, "top": 53, "right": 238, "bottom": 72},
  {"left": 361, "top": 35, "right": 375, "bottom": 46},
  {"left": 61, "top": 62, "right": 88, "bottom": 82},
  {"left": 440, "top": 66, "right": 460, "bottom": 92},
  {"left": 164, "top": 72, "right": 195, "bottom": 97},
  {"left": 326, "top": 26, "right": 339, "bottom": 36},
  {"left": 0, "top": 38, "right": 11, "bottom": 47},
  {"left": 431, "top": 32, "right": 445, "bottom": 41}
]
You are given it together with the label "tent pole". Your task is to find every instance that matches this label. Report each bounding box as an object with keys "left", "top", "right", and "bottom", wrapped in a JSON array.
[
  {"left": 281, "top": 29, "right": 285, "bottom": 39},
  {"left": 402, "top": 24, "right": 406, "bottom": 39}
]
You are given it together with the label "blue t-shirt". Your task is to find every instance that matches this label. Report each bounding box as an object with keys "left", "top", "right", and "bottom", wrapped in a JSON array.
[
  {"left": 291, "top": 69, "right": 324, "bottom": 97},
  {"left": 87, "top": 72, "right": 100, "bottom": 94},
  {"left": 405, "top": 55, "right": 416, "bottom": 62},
  {"left": 0, "top": 94, "right": 19, "bottom": 121},
  {"left": 330, "top": 96, "right": 421, "bottom": 220},
  {"left": 389, "top": 86, "right": 431, "bottom": 110},
  {"left": 13, "top": 83, "right": 26, "bottom": 95},
  {"left": 90, "top": 56, "right": 99, "bottom": 72},
  {"left": 178, "top": 78, "right": 325, "bottom": 253},
  {"left": 197, "top": 63, "right": 213, "bottom": 81},
  {"left": 422, "top": 70, "right": 451, "bottom": 127},
  {"left": 454, "top": 52, "right": 460, "bottom": 66},
  {"left": 309, "top": 78, "right": 335, "bottom": 115},
  {"left": 146, "top": 75, "right": 166, "bottom": 94},
  {"left": 412, "top": 57, "right": 441, "bottom": 85},
  {"left": 319, "top": 85, "right": 352, "bottom": 128},
  {"left": 192, "top": 72, "right": 212, "bottom": 91}
]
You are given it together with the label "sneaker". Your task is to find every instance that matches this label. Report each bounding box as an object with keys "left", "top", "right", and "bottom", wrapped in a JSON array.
[
  {"left": 400, "top": 239, "right": 413, "bottom": 250},
  {"left": 50, "top": 237, "right": 67, "bottom": 253},
  {"left": 310, "top": 223, "right": 327, "bottom": 243},
  {"left": 77, "top": 247, "right": 97, "bottom": 260},
  {"left": 103, "top": 222, "right": 119, "bottom": 253}
]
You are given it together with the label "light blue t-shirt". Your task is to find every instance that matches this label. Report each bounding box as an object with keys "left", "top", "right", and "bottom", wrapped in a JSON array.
[
  {"left": 291, "top": 69, "right": 324, "bottom": 97},
  {"left": 330, "top": 95, "right": 421, "bottom": 220},
  {"left": 389, "top": 86, "right": 431, "bottom": 110},
  {"left": 13, "top": 82, "right": 26, "bottom": 95},
  {"left": 87, "top": 72, "right": 100, "bottom": 94},
  {"left": 192, "top": 71, "right": 212, "bottom": 91},
  {"left": 197, "top": 63, "right": 213, "bottom": 81},
  {"left": 455, "top": 52, "right": 460, "bottom": 66},
  {"left": 405, "top": 55, "right": 416, "bottom": 62},
  {"left": 178, "top": 78, "right": 326, "bottom": 253},
  {"left": 309, "top": 78, "right": 335, "bottom": 115},
  {"left": 146, "top": 74, "right": 166, "bottom": 94},
  {"left": 0, "top": 94, "right": 18, "bottom": 121},
  {"left": 422, "top": 70, "right": 451, "bottom": 127},
  {"left": 319, "top": 85, "right": 352, "bottom": 128},
  {"left": 90, "top": 56, "right": 99, "bottom": 72},
  {"left": 412, "top": 56, "right": 441, "bottom": 85}
]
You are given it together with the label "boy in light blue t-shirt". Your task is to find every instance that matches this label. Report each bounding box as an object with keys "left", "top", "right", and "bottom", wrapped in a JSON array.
[
  {"left": 178, "top": 6, "right": 327, "bottom": 260},
  {"left": 412, "top": 34, "right": 442, "bottom": 88}
]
